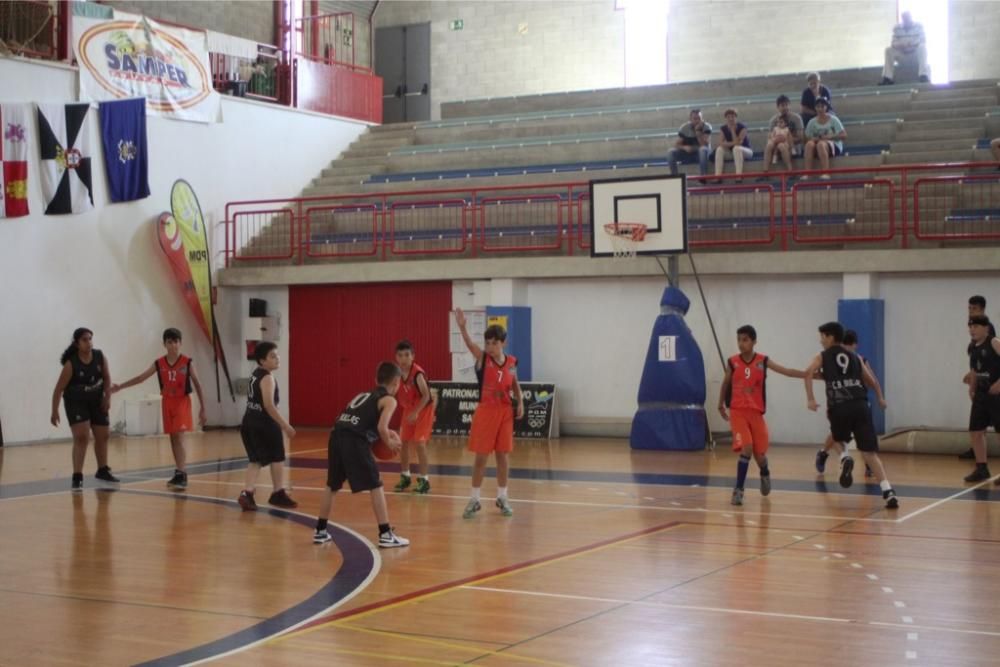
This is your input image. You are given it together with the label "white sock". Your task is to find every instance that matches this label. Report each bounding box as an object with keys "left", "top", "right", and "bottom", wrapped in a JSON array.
[
  {"left": 879, "top": 479, "right": 892, "bottom": 492},
  {"left": 497, "top": 486, "right": 508, "bottom": 499},
  {"left": 470, "top": 487, "right": 481, "bottom": 501},
  {"left": 419, "top": 474, "right": 428, "bottom": 480},
  {"left": 840, "top": 451, "right": 850, "bottom": 461},
  {"left": 401, "top": 470, "right": 411, "bottom": 478}
]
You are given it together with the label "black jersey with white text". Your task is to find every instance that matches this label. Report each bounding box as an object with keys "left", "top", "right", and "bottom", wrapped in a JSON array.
[
  {"left": 969, "top": 336, "right": 1000, "bottom": 394},
  {"left": 821, "top": 345, "right": 868, "bottom": 406},
  {"left": 244, "top": 367, "right": 279, "bottom": 422},
  {"left": 333, "top": 386, "right": 390, "bottom": 442},
  {"left": 65, "top": 350, "right": 105, "bottom": 399}
]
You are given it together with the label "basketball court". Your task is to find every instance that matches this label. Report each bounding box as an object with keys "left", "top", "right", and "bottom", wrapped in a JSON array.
[{"left": 1, "top": 430, "right": 999, "bottom": 665}]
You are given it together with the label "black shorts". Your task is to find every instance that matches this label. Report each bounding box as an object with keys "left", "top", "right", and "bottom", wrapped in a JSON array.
[
  {"left": 327, "top": 430, "right": 382, "bottom": 493},
  {"left": 63, "top": 396, "right": 109, "bottom": 427},
  {"left": 969, "top": 394, "right": 1000, "bottom": 432},
  {"left": 240, "top": 416, "right": 285, "bottom": 465},
  {"left": 827, "top": 400, "right": 878, "bottom": 452}
]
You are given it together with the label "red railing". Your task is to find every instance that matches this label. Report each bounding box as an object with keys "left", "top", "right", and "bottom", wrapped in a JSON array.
[{"left": 224, "top": 162, "right": 1000, "bottom": 266}]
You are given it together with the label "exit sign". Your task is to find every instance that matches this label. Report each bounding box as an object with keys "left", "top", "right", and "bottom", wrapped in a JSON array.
[{"left": 449, "top": 19, "right": 463, "bottom": 30}]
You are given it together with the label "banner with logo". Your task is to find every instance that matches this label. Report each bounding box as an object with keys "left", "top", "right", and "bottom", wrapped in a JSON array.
[
  {"left": 73, "top": 7, "right": 220, "bottom": 123},
  {"left": 157, "top": 180, "right": 234, "bottom": 400},
  {"left": 430, "top": 382, "right": 558, "bottom": 439}
]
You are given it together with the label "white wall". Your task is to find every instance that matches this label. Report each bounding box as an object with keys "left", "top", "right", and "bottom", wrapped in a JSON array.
[
  {"left": 522, "top": 272, "right": 1000, "bottom": 444},
  {"left": 950, "top": 0, "right": 1000, "bottom": 82},
  {"left": 0, "top": 57, "right": 366, "bottom": 443},
  {"left": 374, "top": 0, "right": 626, "bottom": 119}
]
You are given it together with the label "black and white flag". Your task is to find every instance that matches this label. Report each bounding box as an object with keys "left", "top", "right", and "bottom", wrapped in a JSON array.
[{"left": 37, "top": 103, "right": 94, "bottom": 214}]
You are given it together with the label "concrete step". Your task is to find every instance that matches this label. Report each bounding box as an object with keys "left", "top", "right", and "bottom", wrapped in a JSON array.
[
  {"left": 890, "top": 138, "right": 981, "bottom": 153},
  {"left": 341, "top": 146, "right": 396, "bottom": 159},
  {"left": 319, "top": 163, "right": 386, "bottom": 178},
  {"left": 914, "top": 83, "right": 1000, "bottom": 100},
  {"left": 901, "top": 108, "right": 993, "bottom": 123},
  {"left": 896, "top": 119, "right": 987, "bottom": 135},
  {"left": 910, "top": 95, "right": 997, "bottom": 111},
  {"left": 883, "top": 148, "right": 975, "bottom": 165}
]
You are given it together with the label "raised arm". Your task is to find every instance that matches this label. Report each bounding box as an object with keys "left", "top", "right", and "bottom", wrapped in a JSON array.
[
  {"left": 111, "top": 363, "right": 157, "bottom": 393},
  {"left": 717, "top": 364, "right": 732, "bottom": 421},
  {"left": 189, "top": 361, "right": 208, "bottom": 426},
  {"left": 260, "top": 374, "right": 294, "bottom": 439},
  {"left": 50, "top": 362, "right": 72, "bottom": 426},
  {"left": 454, "top": 308, "right": 483, "bottom": 362},
  {"left": 101, "top": 354, "right": 112, "bottom": 413},
  {"left": 803, "top": 354, "right": 823, "bottom": 410}
]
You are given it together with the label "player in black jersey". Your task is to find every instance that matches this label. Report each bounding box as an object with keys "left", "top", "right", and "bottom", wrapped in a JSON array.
[
  {"left": 814, "top": 329, "right": 886, "bottom": 479},
  {"left": 238, "top": 342, "right": 298, "bottom": 511},
  {"left": 960, "top": 297, "right": 997, "bottom": 459},
  {"left": 804, "top": 322, "right": 898, "bottom": 508},
  {"left": 50, "top": 328, "right": 120, "bottom": 491},
  {"left": 313, "top": 361, "right": 409, "bottom": 548},
  {"left": 963, "top": 315, "right": 1000, "bottom": 483}
]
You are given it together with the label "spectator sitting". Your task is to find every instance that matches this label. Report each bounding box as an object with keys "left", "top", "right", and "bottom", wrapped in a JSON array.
[
  {"left": 800, "top": 72, "right": 833, "bottom": 129},
  {"left": 990, "top": 137, "right": 1000, "bottom": 170},
  {"left": 667, "top": 109, "right": 713, "bottom": 176},
  {"left": 714, "top": 108, "right": 753, "bottom": 180},
  {"left": 879, "top": 11, "right": 930, "bottom": 85},
  {"left": 761, "top": 94, "right": 804, "bottom": 176},
  {"left": 802, "top": 97, "right": 846, "bottom": 180}
]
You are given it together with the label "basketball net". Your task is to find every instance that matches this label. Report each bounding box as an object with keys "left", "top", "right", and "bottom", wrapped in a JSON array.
[{"left": 603, "top": 222, "right": 647, "bottom": 258}]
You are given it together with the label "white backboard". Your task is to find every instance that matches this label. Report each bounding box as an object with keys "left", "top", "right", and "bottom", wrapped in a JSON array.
[{"left": 589, "top": 175, "right": 687, "bottom": 256}]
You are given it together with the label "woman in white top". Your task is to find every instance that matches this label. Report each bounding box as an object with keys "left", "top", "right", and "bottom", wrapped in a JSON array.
[{"left": 802, "top": 97, "right": 846, "bottom": 179}]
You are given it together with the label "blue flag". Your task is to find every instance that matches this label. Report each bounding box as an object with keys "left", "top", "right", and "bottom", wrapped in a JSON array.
[{"left": 98, "top": 98, "right": 150, "bottom": 203}]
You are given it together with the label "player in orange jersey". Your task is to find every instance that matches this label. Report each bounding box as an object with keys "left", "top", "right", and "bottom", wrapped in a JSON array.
[
  {"left": 718, "top": 325, "right": 807, "bottom": 506},
  {"left": 392, "top": 340, "right": 437, "bottom": 494},
  {"left": 454, "top": 308, "right": 524, "bottom": 518},
  {"left": 111, "top": 328, "right": 206, "bottom": 490}
]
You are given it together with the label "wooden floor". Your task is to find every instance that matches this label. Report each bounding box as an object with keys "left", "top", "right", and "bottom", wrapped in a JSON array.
[{"left": 1, "top": 430, "right": 999, "bottom": 666}]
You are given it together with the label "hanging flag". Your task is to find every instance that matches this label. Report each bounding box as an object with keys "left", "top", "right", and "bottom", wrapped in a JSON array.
[
  {"left": 156, "top": 180, "right": 234, "bottom": 401},
  {"left": 37, "top": 103, "right": 94, "bottom": 215},
  {"left": 0, "top": 104, "right": 30, "bottom": 218},
  {"left": 99, "top": 98, "right": 150, "bottom": 203}
]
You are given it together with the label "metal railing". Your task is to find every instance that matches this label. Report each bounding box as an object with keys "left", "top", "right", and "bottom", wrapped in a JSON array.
[
  {"left": 223, "top": 162, "right": 1000, "bottom": 267},
  {"left": 210, "top": 43, "right": 284, "bottom": 103}
]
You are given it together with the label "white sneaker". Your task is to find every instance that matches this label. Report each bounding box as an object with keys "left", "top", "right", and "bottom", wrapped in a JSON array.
[
  {"left": 496, "top": 496, "right": 513, "bottom": 517},
  {"left": 313, "top": 529, "right": 332, "bottom": 544},
  {"left": 378, "top": 529, "right": 410, "bottom": 548},
  {"left": 462, "top": 498, "right": 482, "bottom": 519}
]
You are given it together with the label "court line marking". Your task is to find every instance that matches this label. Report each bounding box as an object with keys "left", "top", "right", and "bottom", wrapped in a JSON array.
[
  {"left": 894, "top": 474, "right": 999, "bottom": 523},
  {"left": 461, "top": 586, "right": 1000, "bottom": 638},
  {"left": 279, "top": 642, "right": 492, "bottom": 666},
  {"left": 460, "top": 585, "right": 852, "bottom": 624},
  {"left": 114, "top": 488, "right": 382, "bottom": 667},
  {"left": 328, "top": 623, "right": 574, "bottom": 667},
  {"left": 175, "top": 478, "right": 902, "bottom": 524},
  {"left": 268, "top": 521, "right": 686, "bottom": 645}
]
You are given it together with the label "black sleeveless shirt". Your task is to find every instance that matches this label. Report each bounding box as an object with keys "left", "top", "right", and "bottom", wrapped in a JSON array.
[
  {"left": 65, "top": 350, "right": 105, "bottom": 400},
  {"left": 821, "top": 345, "right": 868, "bottom": 406},
  {"left": 969, "top": 336, "right": 1000, "bottom": 395},
  {"left": 333, "top": 386, "right": 389, "bottom": 442},
  {"left": 244, "top": 366, "right": 279, "bottom": 423}
]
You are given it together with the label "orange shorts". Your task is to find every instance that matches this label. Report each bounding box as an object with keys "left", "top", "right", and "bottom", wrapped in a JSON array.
[
  {"left": 730, "top": 408, "right": 769, "bottom": 456},
  {"left": 401, "top": 404, "right": 435, "bottom": 443},
  {"left": 162, "top": 396, "right": 193, "bottom": 435},
  {"left": 468, "top": 403, "right": 514, "bottom": 455}
]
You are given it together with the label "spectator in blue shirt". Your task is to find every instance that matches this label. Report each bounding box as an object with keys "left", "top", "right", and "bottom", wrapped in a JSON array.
[
  {"left": 714, "top": 108, "right": 753, "bottom": 179},
  {"left": 800, "top": 72, "right": 833, "bottom": 129}
]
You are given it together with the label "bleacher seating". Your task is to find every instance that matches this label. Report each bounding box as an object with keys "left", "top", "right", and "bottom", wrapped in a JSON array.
[{"left": 229, "top": 68, "right": 1000, "bottom": 265}]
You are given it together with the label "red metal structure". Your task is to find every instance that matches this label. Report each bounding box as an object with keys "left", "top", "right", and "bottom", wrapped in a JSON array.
[{"left": 224, "top": 162, "right": 1000, "bottom": 266}]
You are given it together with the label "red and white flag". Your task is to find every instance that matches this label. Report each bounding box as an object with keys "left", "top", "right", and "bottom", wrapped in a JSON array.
[{"left": 0, "top": 104, "right": 30, "bottom": 218}]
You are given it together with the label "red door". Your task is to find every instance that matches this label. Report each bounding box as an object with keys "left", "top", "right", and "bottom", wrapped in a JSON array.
[{"left": 288, "top": 281, "right": 452, "bottom": 426}]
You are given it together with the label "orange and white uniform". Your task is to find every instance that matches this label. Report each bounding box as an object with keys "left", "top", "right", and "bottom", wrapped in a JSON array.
[
  {"left": 726, "top": 353, "right": 770, "bottom": 456},
  {"left": 397, "top": 362, "right": 435, "bottom": 443},
  {"left": 468, "top": 353, "right": 517, "bottom": 454},
  {"left": 156, "top": 355, "right": 194, "bottom": 435}
]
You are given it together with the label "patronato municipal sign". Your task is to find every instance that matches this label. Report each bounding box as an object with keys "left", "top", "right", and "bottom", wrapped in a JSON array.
[{"left": 73, "top": 9, "right": 220, "bottom": 123}]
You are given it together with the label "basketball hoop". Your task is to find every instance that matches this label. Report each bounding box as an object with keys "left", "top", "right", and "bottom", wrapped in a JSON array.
[{"left": 603, "top": 222, "right": 647, "bottom": 258}]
